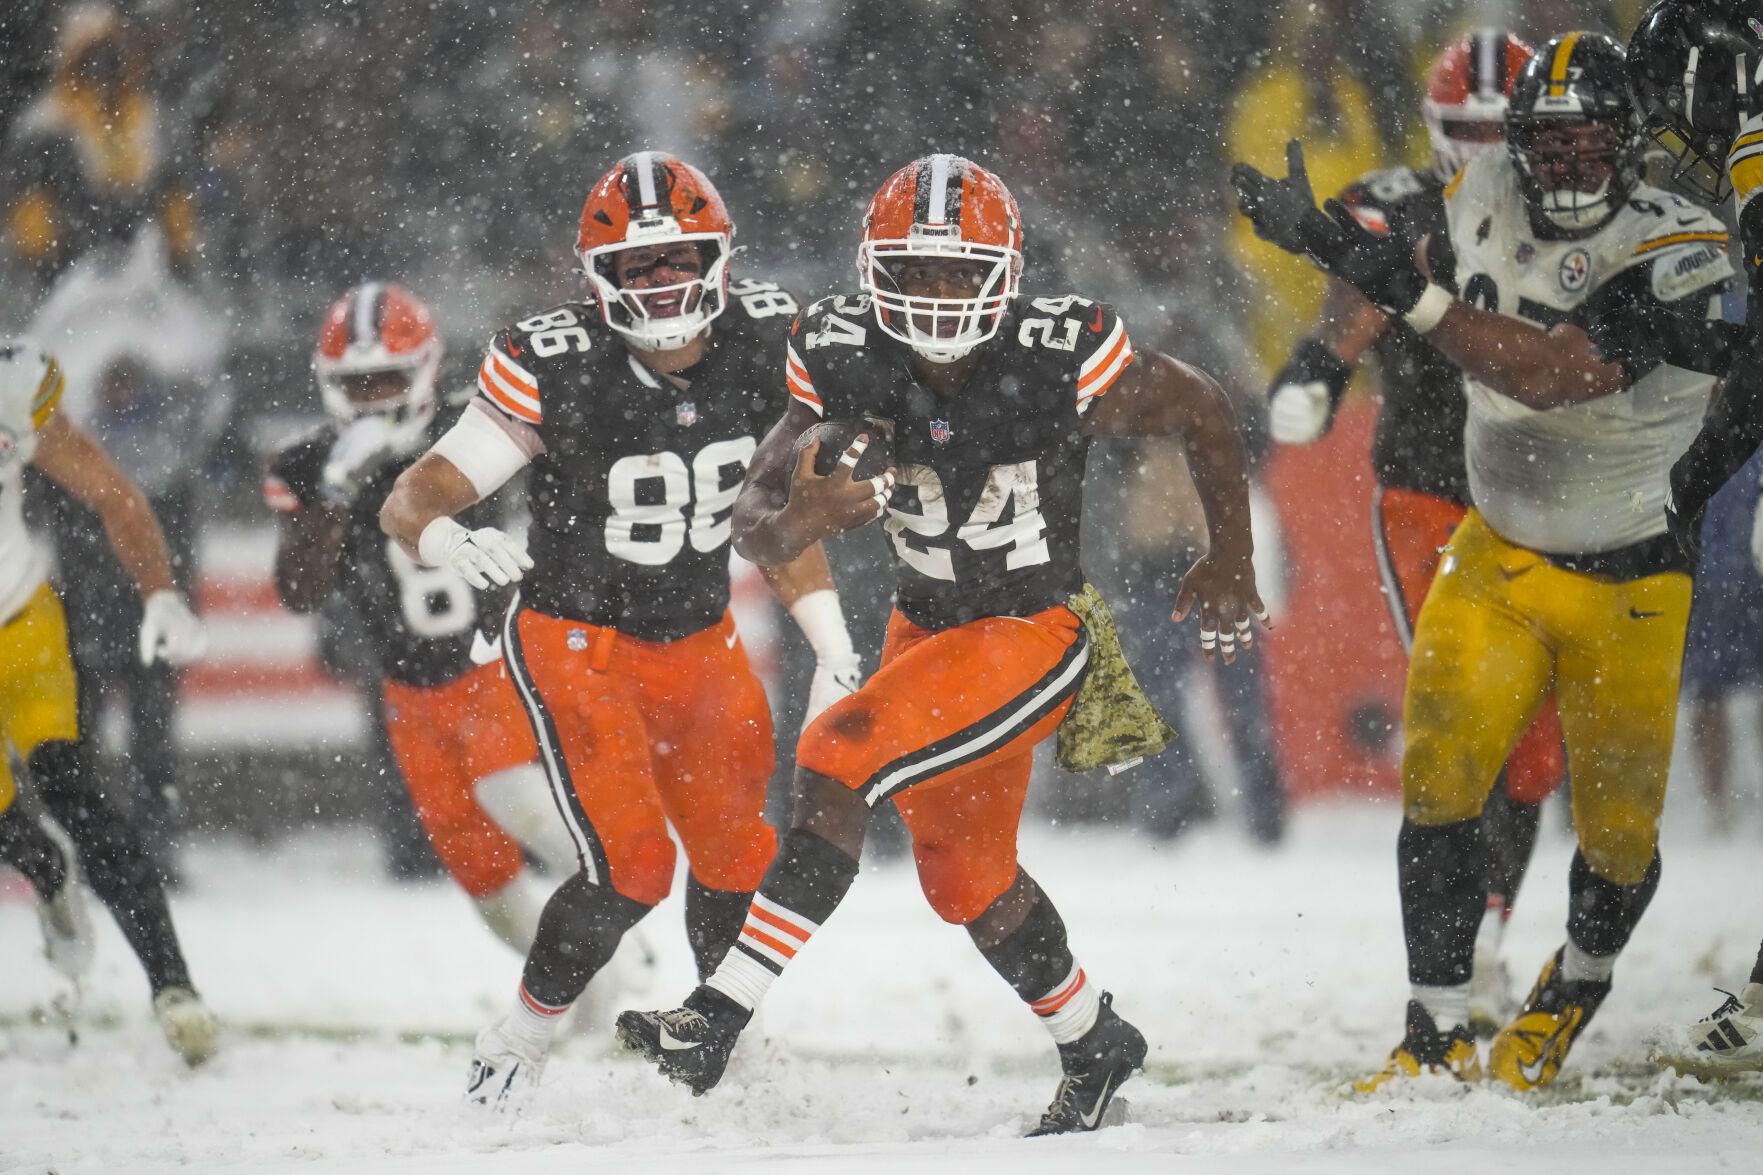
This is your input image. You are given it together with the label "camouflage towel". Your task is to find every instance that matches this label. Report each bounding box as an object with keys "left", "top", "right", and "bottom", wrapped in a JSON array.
[{"left": 1055, "top": 583, "right": 1178, "bottom": 774}]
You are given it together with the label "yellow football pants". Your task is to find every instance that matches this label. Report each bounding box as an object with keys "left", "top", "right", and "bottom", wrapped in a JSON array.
[
  {"left": 0, "top": 581, "right": 82, "bottom": 816},
  {"left": 1402, "top": 510, "right": 1690, "bottom": 885}
]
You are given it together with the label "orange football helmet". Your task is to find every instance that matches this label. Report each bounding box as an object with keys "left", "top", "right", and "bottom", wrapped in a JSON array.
[
  {"left": 1423, "top": 29, "right": 1534, "bottom": 180},
  {"left": 858, "top": 154, "right": 1023, "bottom": 363},
  {"left": 577, "top": 151, "right": 734, "bottom": 350},
  {"left": 312, "top": 282, "right": 442, "bottom": 453}
]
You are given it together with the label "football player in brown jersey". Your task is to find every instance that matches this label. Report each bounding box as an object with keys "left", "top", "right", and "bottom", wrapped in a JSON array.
[
  {"left": 380, "top": 152, "right": 864, "bottom": 1109},
  {"left": 617, "top": 154, "right": 1264, "bottom": 1136}
]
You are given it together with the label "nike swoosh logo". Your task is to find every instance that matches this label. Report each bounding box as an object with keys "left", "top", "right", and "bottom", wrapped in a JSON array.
[
  {"left": 1629, "top": 607, "right": 1663, "bottom": 619},
  {"left": 724, "top": 631, "right": 739, "bottom": 648},
  {"left": 1090, "top": 307, "right": 1105, "bottom": 332},
  {"left": 505, "top": 333, "right": 524, "bottom": 357},
  {"left": 659, "top": 1027, "right": 701, "bottom": 1051},
  {"left": 1079, "top": 1072, "right": 1116, "bottom": 1129}
]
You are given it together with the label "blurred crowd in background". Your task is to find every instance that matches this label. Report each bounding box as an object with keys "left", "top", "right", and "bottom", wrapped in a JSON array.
[{"left": 9, "top": 0, "right": 1760, "bottom": 877}]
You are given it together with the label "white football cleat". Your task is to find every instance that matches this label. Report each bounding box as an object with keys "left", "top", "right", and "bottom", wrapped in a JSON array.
[
  {"left": 465, "top": 1018, "right": 547, "bottom": 1111},
  {"left": 1657, "top": 984, "right": 1763, "bottom": 1080},
  {"left": 154, "top": 986, "right": 220, "bottom": 1066},
  {"left": 36, "top": 819, "right": 94, "bottom": 980},
  {"left": 1468, "top": 943, "right": 1514, "bottom": 1038}
]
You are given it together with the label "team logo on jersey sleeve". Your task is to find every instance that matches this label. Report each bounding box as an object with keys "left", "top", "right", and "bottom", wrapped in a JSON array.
[
  {"left": 1558, "top": 249, "right": 1591, "bottom": 292},
  {"left": 930, "top": 419, "right": 954, "bottom": 444},
  {"left": 676, "top": 401, "right": 698, "bottom": 426}
]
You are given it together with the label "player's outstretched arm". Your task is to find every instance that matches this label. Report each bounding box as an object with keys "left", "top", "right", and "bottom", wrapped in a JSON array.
[
  {"left": 757, "top": 542, "right": 864, "bottom": 728},
  {"left": 731, "top": 400, "right": 893, "bottom": 566},
  {"left": 1422, "top": 298, "right": 1625, "bottom": 408},
  {"left": 1269, "top": 278, "right": 1387, "bottom": 445},
  {"left": 380, "top": 450, "right": 529, "bottom": 590},
  {"left": 1084, "top": 352, "right": 1266, "bottom": 662},
  {"left": 31, "top": 407, "right": 205, "bottom": 665}
]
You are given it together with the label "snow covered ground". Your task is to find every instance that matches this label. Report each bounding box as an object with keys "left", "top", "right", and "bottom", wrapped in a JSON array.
[{"left": 6, "top": 797, "right": 1763, "bottom": 1173}]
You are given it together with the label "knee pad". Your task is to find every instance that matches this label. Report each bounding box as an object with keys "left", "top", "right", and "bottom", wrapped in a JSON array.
[
  {"left": 607, "top": 827, "right": 678, "bottom": 907},
  {"left": 1577, "top": 822, "right": 1659, "bottom": 888},
  {"left": 1401, "top": 742, "right": 1493, "bottom": 827},
  {"left": 679, "top": 817, "right": 778, "bottom": 894}
]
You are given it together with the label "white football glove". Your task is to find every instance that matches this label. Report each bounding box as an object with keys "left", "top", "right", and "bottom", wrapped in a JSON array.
[
  {"left": 321, "top": 414, "right": 399, "bottom": 506},
  {"left": 1751, "top": 491, "right": 1763, "bottom": 575},
  {"left": 139, "top": 591, "right": 208, "bottom": 667},
  {"left": 1268, "top": 380, "right": 1333, "bottom": 445},
  {"left": 418, "top": 516, "right": 532, "bottom": 589},
  {"left": 803, "top": 652, "right": 863, "bottom": 731}
]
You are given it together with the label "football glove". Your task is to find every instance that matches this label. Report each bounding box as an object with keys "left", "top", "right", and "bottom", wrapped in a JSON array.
[
  {"left": 417, "top": 517, "right": 533, "bottom": 589},
  {"left": 1230, "top": 140, "right": 1344, "bottom": 265},
  {"left": 321, "top": 415, "right": 400, "bottom": 507},
  {"left": 1317, "top": 198, "right": 1431, "bottom": 316},
  {"left": 139, "top": 591, "right": 207, "bottom": 667},
  {"left": 1267, "top": 338, "right": 1353, "bottom": 445}
]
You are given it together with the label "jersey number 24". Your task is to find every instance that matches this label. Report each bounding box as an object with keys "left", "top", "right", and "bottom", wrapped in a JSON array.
[{"left": 885, "top": 461, "right": 1049, "bottom": 581}]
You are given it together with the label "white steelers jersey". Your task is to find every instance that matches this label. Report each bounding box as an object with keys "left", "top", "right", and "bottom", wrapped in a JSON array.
[
  {"left": 1727, "top": 111, "right": 1763, "bottom": 218},
  {"left": 0, "top": 345, "right": 62, "bottom": 622},
  {"left": 1444, "top": 148, "right": 1732, "bottom": 554}
]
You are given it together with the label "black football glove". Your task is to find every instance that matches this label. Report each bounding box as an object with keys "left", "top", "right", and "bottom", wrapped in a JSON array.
[
  {"left": 1317, "top": 199, "right": 1430, "bottom": 316},
  {"left": 1231, "top": 140, "right": 1345, "bottom": 265}
]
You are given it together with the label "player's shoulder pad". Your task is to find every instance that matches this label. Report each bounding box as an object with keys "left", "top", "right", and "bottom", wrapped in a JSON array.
[
  {"left": 1014, "top": 293, "right": 1134, "bottom": 413},
  {"left": 476, "top": 303, "right": 593, "bottom": 425},
  {"left": 722, "top": 276, "right": 802, "bottom": 336},
  {"left": 1340, "top": 166, "right": 1433, "bottom": 218},
  {"left": 790, "top": 293, "right": 877, "bottom": 358},
  {"left": 1616, "top": 185, "right": 1734, "bottom": 303}
]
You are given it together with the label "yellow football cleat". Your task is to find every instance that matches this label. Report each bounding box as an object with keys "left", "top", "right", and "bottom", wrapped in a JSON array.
[
  {"left": 1489, "top": 948, "right": 1609, "bottom": 1091},
  {"left": 1356, "top": 1000, "right": 1482, "bottom": 1094}
]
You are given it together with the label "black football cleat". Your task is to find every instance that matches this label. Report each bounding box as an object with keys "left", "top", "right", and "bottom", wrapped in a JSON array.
[
  {"left": 615, "top": 986, "right": 750, "bottom": 1096},
  {"left": 1028, "top": 992, "right": 1148, "bottom": 1137}
]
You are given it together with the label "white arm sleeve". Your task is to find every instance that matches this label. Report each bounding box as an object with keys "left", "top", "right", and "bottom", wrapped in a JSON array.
[{"left": 430, "top": 398, "right": 542, "bottom": 498}]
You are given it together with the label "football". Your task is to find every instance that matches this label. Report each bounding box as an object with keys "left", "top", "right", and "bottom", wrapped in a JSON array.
[{"left": 791, "top": 416, "right": 895, "bottom": 480}]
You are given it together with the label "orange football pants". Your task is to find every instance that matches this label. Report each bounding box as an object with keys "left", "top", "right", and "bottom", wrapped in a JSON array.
[
  {"left": 799, "top": 604, "right": 1087, "bottom": 925},
  {"left": 1375, "top": 485, "right": 1565, "bottom": 803},
  {"left": 382, "top": 660, "right": 540, "bottom": 898},
  {"left": 502, "top": 607, "right": 777, "bottom": 907}
]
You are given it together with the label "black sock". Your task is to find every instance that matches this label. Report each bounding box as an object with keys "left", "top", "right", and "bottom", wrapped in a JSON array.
[
  {"left": 1399, "top": 818, "right": 1486, "bottom": 987},
  {"left": 1566, "top": 849, "right": 1660, "bottom": 963},
  {"left": 520, "top": 870, "right": 651, "bottom": 1008},
  {"left": 977, "top": 878, "right": 1103, "bottom": 1045},
  {"left": 1478, "top": 775, "right": 1541, "bottom": 911},
  {"left": 31, "top": 741, "right": 191, "bottom": 995},
  {"left": 703, "top": 827, "right": 859, "bottom": 1010},
  {"left": 685, "top": 875, "right": 754, "bottom": 982},
  {"left": 0, "top": 802, "right": 67, "bottom": 898}
]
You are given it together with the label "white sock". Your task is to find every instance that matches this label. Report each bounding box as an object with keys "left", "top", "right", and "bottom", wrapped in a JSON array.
[
  {"left": 1475, "top": 899, "right": 1507, "bottom": 955},
  {"left": 706, "top": 947, "right": 776, "bottom": 1011},
  {"left": 1560, "top": 941, "right": 1615, "bottom": 985},
  {"left": 1412, "top": 982, "right": 1471, "bottom": 1032},
  {"left": 1032, "top": 962, "right": 1101, "bottom": 1044},
  {"left": 504, "top": 983, "right": 568, "bottom": 1053}
]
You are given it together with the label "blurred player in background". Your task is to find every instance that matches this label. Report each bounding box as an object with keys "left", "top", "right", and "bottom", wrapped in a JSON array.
[
  {"left": 617, "top": 154, "right": 1264, "bottom": 1135},
  {"left": 380, "top": 152, "right": 862, "bottom": 1108},
  {"left": 0, "top": 339, "right": 214, "bottom": 1065},
  {"left": 266, "top": 282, "right": 579, "bottom": 954},
  {"left": 1627, "top": 0, "right": 1763, "bottom": 1078},
  {"left": 1238, "top": 30, "right": 1734, "bottom": 1091},
  {"left": 1264, "top": 29, "right": 1561, "bottom": 1034}
]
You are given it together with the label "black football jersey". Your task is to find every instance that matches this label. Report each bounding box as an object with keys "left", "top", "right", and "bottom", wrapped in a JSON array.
[
  {"left": 1337, "top": 166, "right": 1471, "bottom": 504},
  {"left": 264, "top": 419, "right": 510, "bottom": 688},
  {"left": 472, "top": 279, "right": 799, "bottom": 641},
  {"left": 787, "top": 292, "right": 1135, "bottom": 630}
]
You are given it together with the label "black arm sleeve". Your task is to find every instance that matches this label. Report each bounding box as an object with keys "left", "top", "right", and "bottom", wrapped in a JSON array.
[
  {"left": 1569, "top": 263, "right": 1740, "bottom": 383},
  {"left": 1668, "top": 329, "right": 1763, "bottom": 558}
]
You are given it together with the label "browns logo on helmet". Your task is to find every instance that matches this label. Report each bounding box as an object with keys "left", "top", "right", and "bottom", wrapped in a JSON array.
[
  {"left": 857, "top": 154, "right": 1023, "bottom": 364},
  {"left": 1423, "top": 29, "right": 1534, "bottom": 180},
  {"left": 312, "top": 282, "right": 442, "bottom": 455},
  {"left": 577, "top": 151, "right": 734, "bottom": 351}
]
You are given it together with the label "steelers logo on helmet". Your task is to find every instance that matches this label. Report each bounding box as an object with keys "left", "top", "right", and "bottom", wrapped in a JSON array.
[
  {"left": 312, "top": 282, "right": 443, "bottom": 458},
  {"left": 858, "top": 154, "right": 1023, "bottom": 364},
  {"left": 1422, "top": 29, "right": 1534, "bottom": 182},
  {"left": 577, "top": 152, "right": 734, "bottom": 352},
  {"left": 1506, "top": 32, "right": 1644, "bottom": 239}
]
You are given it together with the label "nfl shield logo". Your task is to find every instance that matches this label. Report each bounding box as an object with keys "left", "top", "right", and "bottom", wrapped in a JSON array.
[
  {"left": 676, "top": 401, "right": 698, "bottom": 426},
  {"left": 567, "top": 628, "right": 589, "bottom": 651},
  {"left": 930, "top": 419, "right": 953, "bottom": 444}
]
